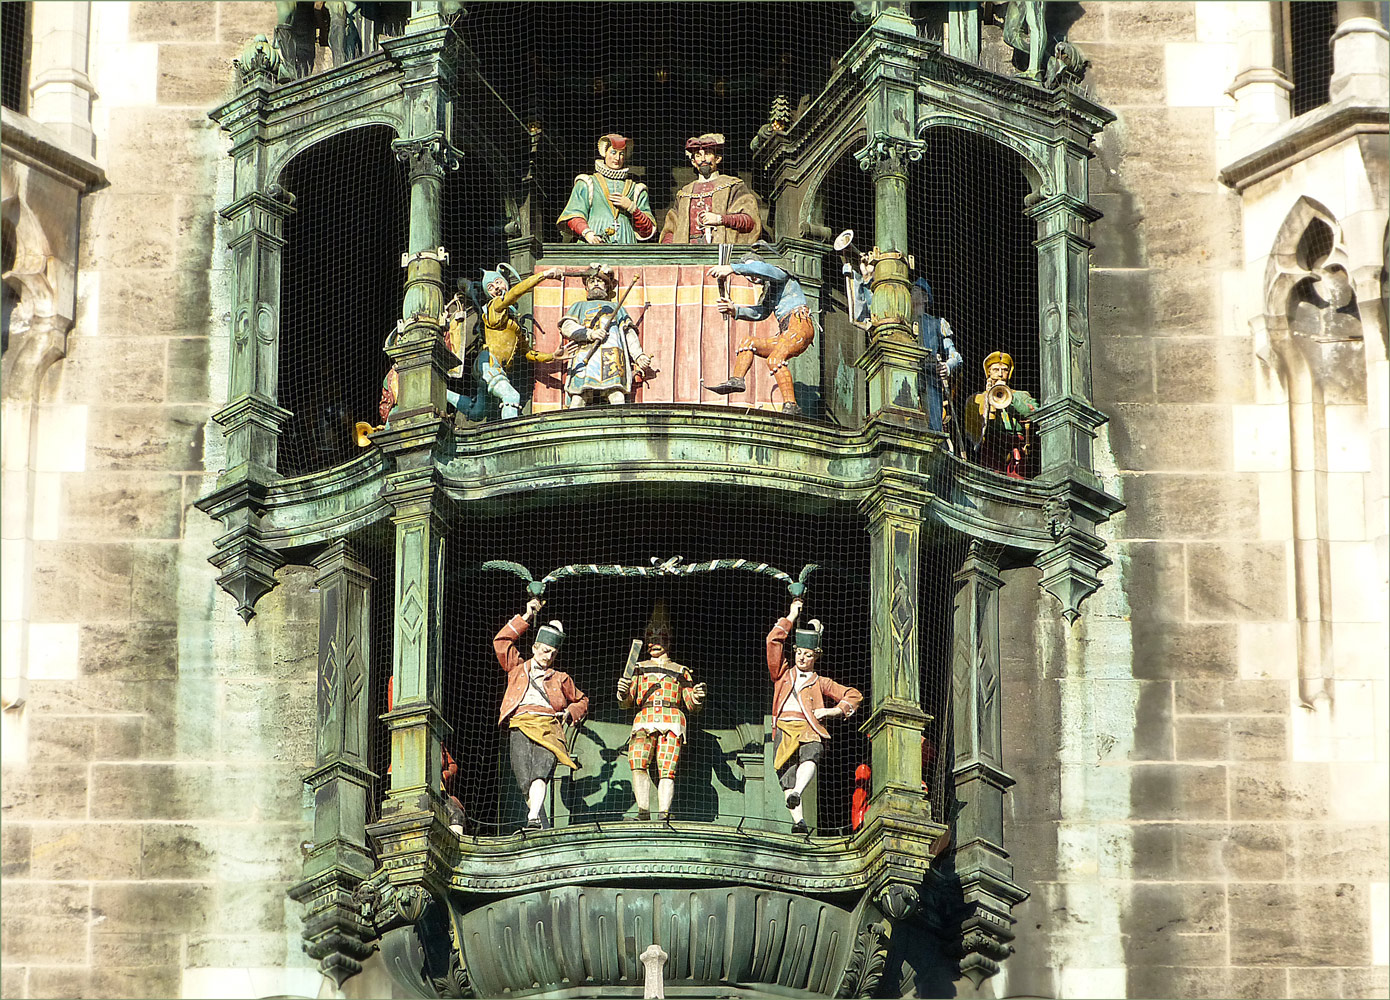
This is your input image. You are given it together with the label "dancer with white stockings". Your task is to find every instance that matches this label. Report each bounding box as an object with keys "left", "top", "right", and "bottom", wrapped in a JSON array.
[
  {"left": 495, "top": 598, "right": 589, "bottom": 830},
  {"left": 766, "top": 598, "right": 863, "bottom": 833}
]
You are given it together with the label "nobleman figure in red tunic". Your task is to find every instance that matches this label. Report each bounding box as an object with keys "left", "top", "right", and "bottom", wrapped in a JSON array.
[
  {"left": 767, "top": 597, "right": 863, "bottom": 833},
  {"left": 617, "top": 604, "right": 707, "bottom": 820},
  {"left": 496, "top": 597, "right": 590, "bottom": 830},
  {"left": 660, "top": 133, "right": 762, "bottom": 245}
]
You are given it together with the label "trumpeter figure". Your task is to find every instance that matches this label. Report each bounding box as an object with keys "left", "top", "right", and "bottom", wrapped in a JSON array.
[{"left": 963, "top": 350, "right": 1038, "bottom": 479}]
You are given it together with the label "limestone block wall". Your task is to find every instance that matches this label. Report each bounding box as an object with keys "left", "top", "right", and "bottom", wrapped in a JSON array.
[
  {"left": 0, "top": 4, "right": 1384, "bottom": 1000},
  {"left": 994, "top": 4, "right": 1389, "bottom": 999},
  {"left": 1, "top": 3, "right": 328, "bottom": 999}
]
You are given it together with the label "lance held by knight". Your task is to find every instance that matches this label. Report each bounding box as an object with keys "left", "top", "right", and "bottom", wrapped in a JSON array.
[
  {"left": 495, "top": 597, "right": 589, "bottom": 830},
  {"left": 616, "top": 603, "right": 707, "bottom": 820},
  {"left": 766, "top": 597, "right": 862, "bottom": 833}
]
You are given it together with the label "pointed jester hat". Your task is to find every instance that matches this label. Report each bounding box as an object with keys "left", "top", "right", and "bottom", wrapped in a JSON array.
[
  {"left": 644, "top": 600, "right": 673, "bottom": 648},
  {"left": 481, "top": 261, "right": 522, "bottom": 291}
]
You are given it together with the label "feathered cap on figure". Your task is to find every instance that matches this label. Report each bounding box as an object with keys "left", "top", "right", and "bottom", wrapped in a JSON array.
[
  {"left": 644, "top": 601, "right": 673, "bottom": 648},
  {"left": 582, "top": 262, "right": 619, "bottom": 294},
  {"left": 684, "top": 132, "right": 726, "bottom": 155},
  {"left": 481, "top": 261, "right": 522, "bottom": 291},
  {"left": 535, "top": 620, "right": 566, "bottom": 649},
  {"left": 794, "top": 618, "right": 824, "bottom": 652}
]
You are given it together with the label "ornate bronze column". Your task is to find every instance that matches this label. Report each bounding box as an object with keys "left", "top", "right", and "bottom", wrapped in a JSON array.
[
  {"left": 290, "top": 541, "right": 378, "bottom": 986},
  {"left": 950, "top": 542, "right": 1027, "bottom": 987},
  {"left": 859, "top": 485, "right": 929, "bottom": 821},
  {"left": 851, "top": 7, "right": 931, "bottom": 419},
  {"left": 369, "top": 22, "right": 461, "bottom": 891},
  {"left": 1025, "top": 192, "right": 1107, "bottom": 488},
  {"left": 200, "top": 81, "right": 298, "bottom": 621}
]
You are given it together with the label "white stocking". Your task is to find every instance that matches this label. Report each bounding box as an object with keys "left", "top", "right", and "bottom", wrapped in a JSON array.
[
  {"left": 527, "top": 779, "right": 547, "bottom": 820},
  {"left": 631, "top": 768, "right": 652, "bottom": 812}
]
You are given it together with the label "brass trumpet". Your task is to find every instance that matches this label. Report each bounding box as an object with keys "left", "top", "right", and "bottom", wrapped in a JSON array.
[
  {"left": 985, "top": 381, "right": 1013, "bottom": 410},
  {"left": 354, "top": 421, "right": 382, "bottom": 448},
  {"left": 833, "top": 228, "right": 863, "bottom": 262}
]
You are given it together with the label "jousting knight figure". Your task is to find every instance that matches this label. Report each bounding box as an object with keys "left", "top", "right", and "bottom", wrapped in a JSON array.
[
  {"left": 558, "top": 264, "right": 656, "bottom": 408},
  {"left": 616, "top": 604, "right": 707, "bottom": 821},
  {"left": 766, "top": 597, "right": 862, "bottom": 833},
  {"left": 495, "top": 597, "right": 589, "bottom": 830},
  {"left": 557, "top": 133, "right": 656, "bottom": 245},
  {"left": 706, "top": 246, "right": 818, "bottom": 415}
]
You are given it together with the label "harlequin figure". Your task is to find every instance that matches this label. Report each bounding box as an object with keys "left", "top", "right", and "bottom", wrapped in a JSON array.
[
  {"left": 659, "top": 133, "right": 761, "bottom": 245},
  {"left": 617, "top": 605, "right": 707, "bottom": 820},
  {"left": 706, "top": 251, "right": 818, "bottom": 415},
  {"left": 454, "top": 264, "right": 563, "bottom": 420},
  {"left": 557, "top": 134, "right": 656, "bottom": 245},
  {"left": 558, "top": 265, "right": 655, "bottom": 408},
  {"left": 913, "top": 279, "right": 963, "bottom": 436},
  {"left": 767, "top": 598, "right": 862, "bottom": 833},
  {"left": 496, "top": 598, "right": 590, "bottom": 830},
  {"left": 963, "top": 350, "right": 1039, "bottom": 479}
]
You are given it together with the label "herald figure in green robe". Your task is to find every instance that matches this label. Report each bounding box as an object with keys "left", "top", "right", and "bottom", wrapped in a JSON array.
[{"left": 557, "top": 134, "right": 657, "bottom": 245}]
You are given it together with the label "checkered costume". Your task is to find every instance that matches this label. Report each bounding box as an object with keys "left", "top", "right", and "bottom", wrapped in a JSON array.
[{"left": 622, "top": 662, "right": 702, "bottom": 780}]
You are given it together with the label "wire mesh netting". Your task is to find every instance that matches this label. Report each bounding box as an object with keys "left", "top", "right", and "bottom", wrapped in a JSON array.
[
  {"left": 1, "top": 1, "right": 29, "bottom": 114},
  {"left": 1283, "top": 0, "right": 1337, "bottom": 118},
  {"left": 258, "top": 2, "right": 1047, "bottom": 837},
  {"left": 278, "top": 125, "right": 407, "bottom": 476}
]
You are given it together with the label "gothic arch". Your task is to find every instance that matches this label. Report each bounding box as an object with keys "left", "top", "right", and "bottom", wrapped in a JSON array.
[
  {"left": 0, "top": 176, "right": 64, "bottom": 401},
  {"left": 266, "top": 117, "right": 403, "bottom": 188},
  {"left": 798, "top": 124, "right": 870, "bottom": 240},
  {"left": 915, "top": 115, "right": 1049, "bottom": 197},
  {"left": 1260, "top": 196, "right": 1368, "bottom": 711}
]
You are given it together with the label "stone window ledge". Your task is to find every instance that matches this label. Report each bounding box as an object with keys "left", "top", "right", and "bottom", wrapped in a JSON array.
[
  {"left": 1219, "top": 97, "right": 1390, "bottom": 193},
  {"left": 0, "top": 107, "right": 105, "bottom": 192}
]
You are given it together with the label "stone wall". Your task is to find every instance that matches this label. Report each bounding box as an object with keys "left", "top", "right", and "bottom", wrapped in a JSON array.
[
  {"left": 994, "top": 3, "right": 1389, "bottom": 999},
  {"left": 2, "top": 3, "right": 327, "bottom": 998},
  {"left": 0, "top": 4, "right": 1385, "bottom": 1000}
]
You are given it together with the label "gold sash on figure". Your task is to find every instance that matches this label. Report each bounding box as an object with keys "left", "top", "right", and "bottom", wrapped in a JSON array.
[
  {"left": 509, "top": 713, "right": 579, "bottom": 770},
  {"left": 774, "top": 718, "right": 818, "bottom": 771}
]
